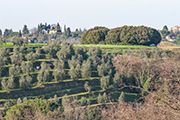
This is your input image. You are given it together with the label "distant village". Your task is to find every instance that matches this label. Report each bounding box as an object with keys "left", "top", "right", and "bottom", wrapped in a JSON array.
[
  {"left": 162, "top": 26, "right": 180, "bottom": 42},
  {"left": 1, "top": 24, "right": 180, "bottom": 45}
]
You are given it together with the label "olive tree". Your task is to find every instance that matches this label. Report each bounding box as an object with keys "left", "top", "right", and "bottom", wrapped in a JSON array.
[
  {"left": 10, "top": 53, "right": 23, "bottom": 64},
  {"left": 19, "top": 75, "right": 32, "bottom": 89},
  {"left": 81, "top": 60, "right": 91, "bottom": 78},
  {"left": 9, "top": 65, "right": 21, "bottom": 76},
  {"left": 37, "top": 70, "right": 50, "bottom": 84},
  {"left": 53, "top": 69, "right": 65, "bottom": 81},
  {"left": 68, "top": 64, "right": 81, "bottom": 80},
  {"left": 25, "top": 52, "right": 39, "bottom": 61},
  {"left": 100, "top": 76, "right": 110, "bottom": 90}
]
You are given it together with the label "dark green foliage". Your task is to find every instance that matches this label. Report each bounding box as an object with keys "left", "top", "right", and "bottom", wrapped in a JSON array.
[
  {"left": 81, "top": 26, "right": 109, "bottom": 44},
  {"left": 22, "top": 25, "right": 29, "bottom": 34},
  {"left": 64, "top": 25, "right": 67, "bottom": 37},
  {"left": 18, "top": 30, "right": 22, "bottom": 37},
  {"left": 67, "top": 27, "right": 71, "bottom": 37},
  {"left": 105, "top": 26, "right": 161, "bottom": 46},
  {"left": 175, "top": 36, "right": 180, "bottom": 45},
  {"left": 0, "top": 29, "right": 2, "bottom": 36},
  {"left": 5, "top": 99, "right": 58, "bottom": 119},
  {"left": 7, "top": 32, "right": 18, "bottom": 38},
  {"left": 81, "top": 26, "right": 161, "bottom": 46},
  {"left": 3, "top": 29, "right": 12, "bottom": 38},
  {"left": 160, "top": 25, "right": 170, "bottom": 38},
  {"left": 57, "top": 22, "right": 61, "bottom": 34}
]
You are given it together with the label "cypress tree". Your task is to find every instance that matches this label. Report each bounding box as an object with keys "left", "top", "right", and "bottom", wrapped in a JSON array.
[
  {"left": 18, "top": 30, "right": 22, "bottom": 37},
  {"left": 22, "top": 25, "right": 29, "bottom": 34},
  {"left": 57, "top": 22, "right": 61, "bottom": 33},
  {"left": 64, "top": 25, "right": 67, "bottom": 37},
  {"left": 0, "top": 29, "right": 2, "bottom": 36}
]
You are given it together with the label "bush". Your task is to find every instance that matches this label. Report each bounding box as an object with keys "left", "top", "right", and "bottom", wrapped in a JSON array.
[{"left": 5, "top": 99, "right": 59, "bottom": 119}]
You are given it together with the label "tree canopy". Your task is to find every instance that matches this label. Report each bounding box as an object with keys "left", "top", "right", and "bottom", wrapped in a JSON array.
[
  {"left": 81, "top": 26, "right": 109, "bottom": 44},
  {"left": 81, "top": 26, "right": 161, "bottom": 46}
]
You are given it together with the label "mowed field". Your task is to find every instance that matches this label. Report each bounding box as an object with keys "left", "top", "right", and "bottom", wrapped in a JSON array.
[{"left": 1, "top": 42, "right": 151, "bottom": 49}]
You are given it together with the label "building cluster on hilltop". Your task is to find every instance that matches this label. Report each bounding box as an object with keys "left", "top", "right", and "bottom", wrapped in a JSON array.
[{"left": 160, "top": 25, "right": 180, "bottom": 43}]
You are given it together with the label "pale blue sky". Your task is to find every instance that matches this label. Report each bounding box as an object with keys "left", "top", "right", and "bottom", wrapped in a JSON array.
[{"left": 0, "top": 0, "right": 179, "bottom": 32}]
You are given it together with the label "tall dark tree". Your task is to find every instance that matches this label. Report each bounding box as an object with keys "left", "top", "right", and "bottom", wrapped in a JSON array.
[
  {"left": 22, "top": 25, "right": 29, "bottom": 35},
  {"left": 4, "top": 29, "right": 12, "bottom": 38},
  {"left": 37, "top": 24, "right": 41, "bottom": 35},
  {"left": 64, "top": 25, "right": 67, "bottom": 37},
  {"left": 160, "top": 25, "right": 170, "bottom": 39},
  {"left": 18, "top": 30, "right": 22, "bottom": 37},
  {"left": 0, "top": 29, "right": 2, "bottom": 36},
  {"left": 57, "top": 22, "right": 61, "bottom": 34},
  {"left": 67, "top": 27, "right": 71, "bottom": 37}
]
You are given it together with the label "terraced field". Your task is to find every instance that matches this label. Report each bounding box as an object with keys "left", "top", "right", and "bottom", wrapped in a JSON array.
[{"left": 0, "top": 42, "right": 150, "bottom": 110}]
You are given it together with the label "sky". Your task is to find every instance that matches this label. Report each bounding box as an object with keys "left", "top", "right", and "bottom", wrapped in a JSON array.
[{"left": 0, "top": 0, "right": 180, "bottom": 32}]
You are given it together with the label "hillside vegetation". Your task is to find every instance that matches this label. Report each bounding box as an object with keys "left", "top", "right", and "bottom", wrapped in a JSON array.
[
  {"left": 81, "top": 26, "right": 161, "bottom": 46},
  {"left": 0, "top": 41, "right": 180, "bottom": 119}
]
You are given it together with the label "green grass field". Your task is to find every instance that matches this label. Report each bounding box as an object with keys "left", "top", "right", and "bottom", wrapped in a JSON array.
[
  {"left": 1, "top": 42, "right": 46, "bottom": 48},
  {"left": 1, "top": 42, "right": 151, "bottom": 49},
  {"left": 76, "top": 44, "right": 151, "bottom": 49}
]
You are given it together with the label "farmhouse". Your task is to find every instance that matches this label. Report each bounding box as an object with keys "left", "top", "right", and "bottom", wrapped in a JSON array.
[
  {"left": 171, "top": 26, "right": 180, "bottom": 33},
  {"left": 48, "top": 29, "right": 58, "bottom": 34},
  {"left": 166, "top": 34, "right": 178, "bottom": 42}
]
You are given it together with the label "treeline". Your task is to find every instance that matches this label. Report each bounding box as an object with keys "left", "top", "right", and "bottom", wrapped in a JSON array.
[{"left": 81, "top": 26, "right": 161, "bottom": 46}]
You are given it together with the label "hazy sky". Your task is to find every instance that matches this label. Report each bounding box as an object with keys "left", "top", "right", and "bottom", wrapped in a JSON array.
[{"left": 0, "top": 0, "right": 180, "bottom": 32}]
